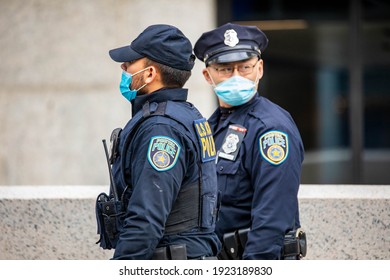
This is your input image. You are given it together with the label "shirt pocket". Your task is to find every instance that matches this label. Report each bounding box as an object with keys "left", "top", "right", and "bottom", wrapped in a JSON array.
[{"left": 216, "top": 159, "right": 242, "bottom": 202}]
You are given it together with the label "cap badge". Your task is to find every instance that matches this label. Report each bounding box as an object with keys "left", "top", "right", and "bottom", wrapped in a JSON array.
[{"left": 224, "top": 29, "right": 239, "bottom": 47}]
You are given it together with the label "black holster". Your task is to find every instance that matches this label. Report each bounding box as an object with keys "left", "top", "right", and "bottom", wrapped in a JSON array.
[
  {"left": 283, "top": 228, "right": 307, "bottom": 259},
  {"left": 219, "top": 227, "right": 307, "bottom": 260},
  {"left": 152, "top": 244, "right": 188, "bottom": 260},
  {"left": 95, "top": 192, "right": 126, "bottom": 249},
  {"left": 96, "top": 137, "right": 127, "bottom": 250}
]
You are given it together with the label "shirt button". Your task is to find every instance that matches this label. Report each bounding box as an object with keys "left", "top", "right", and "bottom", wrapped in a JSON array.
[{"left": 219, "top": 166, "right": 224, "bottom": 171}]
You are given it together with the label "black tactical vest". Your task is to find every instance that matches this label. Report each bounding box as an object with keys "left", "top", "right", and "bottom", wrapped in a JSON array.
[{"left": 110, "top": 100, "right": 219, "bottom": 236}]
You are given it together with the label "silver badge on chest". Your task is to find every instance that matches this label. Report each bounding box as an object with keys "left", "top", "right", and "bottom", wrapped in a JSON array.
[
  {"left": 218, "top": 124, "right": 247, "bottom": 161},
  {"left": 222, "top": 133, "right": 239, "bottom": 154}
]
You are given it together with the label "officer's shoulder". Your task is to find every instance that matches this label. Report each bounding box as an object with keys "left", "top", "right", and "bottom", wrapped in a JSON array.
[
  {"left": 248, "top": 97, "right": 302, "bottom": 148},
  {"left": 166, "top": 100, "right": 202, "bottom": 118},
  {"left": 139, "top": 107, "right": 197, "bottom": 134},
  {"left": 248, "top": 96, "right": 294, "bottom": 127},
  {"left": 140, "top": 114, "right": 178, "bottom": 128}
]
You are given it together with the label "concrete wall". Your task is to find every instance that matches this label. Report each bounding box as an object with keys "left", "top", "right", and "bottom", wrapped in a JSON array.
[
  {"left": 0, "top": 0, "right": 217, "bottom": 186},
  {"left": 1, "top": 185, "right": 389, "bottom": 260}
]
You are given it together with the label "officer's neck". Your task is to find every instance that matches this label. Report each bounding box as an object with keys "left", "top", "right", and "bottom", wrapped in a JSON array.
[
  {"left": 218, "top": 99, "right": 234, "bottom": 109},
  {"left": 219, "top": 107, "right": 235, "bottom": 123}
]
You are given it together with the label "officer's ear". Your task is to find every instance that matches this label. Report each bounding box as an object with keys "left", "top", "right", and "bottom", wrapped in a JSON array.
[
  {"left": 143, "top": 66, "right": 158, "bottom": 84},
  {"left": 202, "top": 67, "right": 214, "bottom": 85},
  {"left": 257, "top": 59, "right": 264, "bottom": 80}
]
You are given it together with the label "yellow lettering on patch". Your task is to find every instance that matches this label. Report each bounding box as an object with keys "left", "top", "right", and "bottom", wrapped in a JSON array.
[
  {"left": 194, "top": 118, "right": 217, "bottom": 162},
  {"left": 201, "top": 135, "right": 216, "bottom": 158}
]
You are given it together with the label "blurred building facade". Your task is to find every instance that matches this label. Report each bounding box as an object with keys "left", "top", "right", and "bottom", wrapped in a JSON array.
[
  {"left": 0, "top": 0, "right": 389, "bottom": 185},
  {"left": 218, "top": 0, "right": 390, "bottom": 184},
  {"left": 0, "top": 0, "right": 217, "bottom": 186}
]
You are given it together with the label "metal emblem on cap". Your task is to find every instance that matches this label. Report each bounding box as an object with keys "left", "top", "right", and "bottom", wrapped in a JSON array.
[{"left": 224, "top": 29, "right": 239, "bottom": 47}]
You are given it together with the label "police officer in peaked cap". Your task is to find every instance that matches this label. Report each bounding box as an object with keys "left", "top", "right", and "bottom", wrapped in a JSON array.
[
  {"left": 194, "top": 23, "right": 305, "bottom": 260},
  {"left": 100, "top": 24, "right": 221, "bottom": 259}
]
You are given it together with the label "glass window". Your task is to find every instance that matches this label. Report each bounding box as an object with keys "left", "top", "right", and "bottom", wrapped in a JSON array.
[{"left": 218, "top": 0, "right": 390, "bottom": 184}]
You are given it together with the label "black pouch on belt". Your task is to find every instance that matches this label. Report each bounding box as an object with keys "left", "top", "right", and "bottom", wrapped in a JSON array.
[{"left": 152, "top": 244, "right": 188, "bottom": 260}]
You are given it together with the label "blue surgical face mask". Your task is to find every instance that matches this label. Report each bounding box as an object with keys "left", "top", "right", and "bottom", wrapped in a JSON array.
[
  {"left": 211, "top": 75, "right": 258, "bottom": 107},
  {"left": 119, "top": 68, "right": 148, "bottom": 102}
]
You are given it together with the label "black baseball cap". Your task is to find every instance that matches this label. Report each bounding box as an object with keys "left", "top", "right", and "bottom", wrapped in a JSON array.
[
  {"left": 109, "top": 24, "right": 195, "bottom": 71},
  {"left": 194, "top": 22, "right": 269, "bottom": 65}
]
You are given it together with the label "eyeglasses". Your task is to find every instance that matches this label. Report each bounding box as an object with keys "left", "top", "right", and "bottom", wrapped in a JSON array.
[{"left": 212, "top": 59, "right": 259, "bottom": 77}]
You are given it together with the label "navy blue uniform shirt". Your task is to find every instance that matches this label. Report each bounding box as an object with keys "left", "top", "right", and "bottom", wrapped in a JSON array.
[
  {"left": 209, "top": 94, "right": 304, "bottom": 260},
  {"left": 112, "top": 88, "right": 221, "bottom": 259}
]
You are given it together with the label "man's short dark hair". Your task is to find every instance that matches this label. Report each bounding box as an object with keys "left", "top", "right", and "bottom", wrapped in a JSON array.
[{"left": 145, "top": 58, "right": 191, "bottom": 88}]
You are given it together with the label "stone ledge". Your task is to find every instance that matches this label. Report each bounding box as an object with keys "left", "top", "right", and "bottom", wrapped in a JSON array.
[
  {"left": 2, "top": 185, "right": 389, "bottom": 199},
  {"left": 298, "top": 184, "right": 390, "bottom": 199},
  {"left": 0, "top": 185, "right": 389, "bottom": 260},
  {"left": 0, "top": 185, "right": 107, "bottom": 199}
]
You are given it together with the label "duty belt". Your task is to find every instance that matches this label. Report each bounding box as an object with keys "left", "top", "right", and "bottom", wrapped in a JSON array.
[
  {"left": 218, "top": 227, "right": 307, "bottom": 260},
  {"left": 152, "top": 244, "right": 217, "bottom": 260}
]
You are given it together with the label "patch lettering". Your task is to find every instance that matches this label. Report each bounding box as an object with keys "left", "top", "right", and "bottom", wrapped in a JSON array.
[
  {"left": 194, "top": 118, "right": 217, "bottom": 162},
  {"left": 259, "top": 130, "right": 289, "bottom": 165},
  {"left": 147, "top": 136, "right": 181, "bottom": 171}
]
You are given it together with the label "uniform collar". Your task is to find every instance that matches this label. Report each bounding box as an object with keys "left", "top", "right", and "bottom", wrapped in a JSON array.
[{"left": 132, "top": 88, "right": 188, "bottom": 116}]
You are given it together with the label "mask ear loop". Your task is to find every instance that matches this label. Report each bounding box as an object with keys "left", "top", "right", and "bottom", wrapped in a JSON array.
[
  {"left": 206, "top": 68, "right": 217, "bottom": 87},
  {"left": 253, "top": 60, "right": 261, "bottom": 92},
  {"left": 134, "top": 83, "right": 147, "bottom": 92},
  {"left": 131, "top": 67, "right": 150, "bottom": 76},
  {"left": 131, "top": 67, "right": 151, "bottom": 91}
]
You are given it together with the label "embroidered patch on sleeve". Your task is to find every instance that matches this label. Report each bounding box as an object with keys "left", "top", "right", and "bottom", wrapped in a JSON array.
[
  {"left": 147, "top": 136, "right": 181, "bottom": 171},
  {"left": 194, "top": 118, "right": 217, "bottom": 162},
  {"left": 259, "top": 130, "right": 289, "bottom": 165}
]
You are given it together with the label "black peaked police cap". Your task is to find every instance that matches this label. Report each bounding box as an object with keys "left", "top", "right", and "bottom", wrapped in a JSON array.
[{"left": 194, "top": 22, "right": 268, "bottom": 65}]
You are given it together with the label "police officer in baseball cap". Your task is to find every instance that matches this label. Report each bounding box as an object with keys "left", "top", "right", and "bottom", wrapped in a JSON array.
[
  {"left": 194, "top": 23, "right": 305, "bottom": 260},
  {"left": 109, "top": 24, "right": 195, "bottom": 71},
  {"left": 99, "top": 24, "right": 221, "bottom": 260}
]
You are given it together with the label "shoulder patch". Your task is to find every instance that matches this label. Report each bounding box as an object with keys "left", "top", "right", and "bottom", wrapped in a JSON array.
[
  {"left": 147, "top": 136, "right": 181, "bottom": 171},
  {"left": 194, "top": 118, "right": 217, "bottom": 162},
  {"left": 259, "top": 130, "right": 288, "bottom": 165}
]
